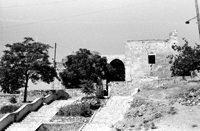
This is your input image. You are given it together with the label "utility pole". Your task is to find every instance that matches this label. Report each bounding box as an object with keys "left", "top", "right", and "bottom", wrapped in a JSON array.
[
  {"left": 52, "top": 43, "right": 57, "bottom": 90},
  {"left": 195, "top": 0, "right": 200, "bottom": 39},
  {"left": 53, "top": 43, "right": 57, "bottom": 69}
]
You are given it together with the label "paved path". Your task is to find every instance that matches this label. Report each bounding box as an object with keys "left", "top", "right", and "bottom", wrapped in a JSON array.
[
  {"left": 6, "top": 97, "right": 80, "bottom": 131},
  {"left": 81, "top": 96, "right": 133, "bottom": 131}
]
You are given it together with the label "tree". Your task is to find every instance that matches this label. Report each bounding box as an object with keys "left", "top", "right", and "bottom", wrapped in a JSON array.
[
  {"left": 168, "top": 38, "right": 200, "bottom": 78},
  {"left": 0, "top": 65, "right": 24, "bottom": 93},
  {"left": 0, "top": 37, "right": 57, "bottom": 102},
  {"left": 59, "top": 48, "right": 108, "bottom": 94}
]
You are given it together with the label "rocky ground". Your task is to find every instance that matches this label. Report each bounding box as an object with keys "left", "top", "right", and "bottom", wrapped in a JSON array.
[{"left": 112, "top": 80, "right": 200, "bottom": 131}]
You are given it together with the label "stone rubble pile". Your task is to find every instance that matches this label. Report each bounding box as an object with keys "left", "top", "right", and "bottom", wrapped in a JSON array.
[{"left": 175, "top": 88, "right": 200, "bottom": 106}]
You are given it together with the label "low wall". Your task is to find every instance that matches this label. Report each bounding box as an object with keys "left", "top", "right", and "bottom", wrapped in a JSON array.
[
  {"left": 0, "top": 90, "right": 69, "bottom": 131},
  {"left": 0, "top": 90, "right": 57, "bottom": 105},
  {"left": 64, "top": 89, "right": 85, "bottom": 97},
  {"left": 135, "top": 76, "right": 200, "bottom": 90},
  {"left": 43, "top": 94, "right": 57, "bottom": 104}
]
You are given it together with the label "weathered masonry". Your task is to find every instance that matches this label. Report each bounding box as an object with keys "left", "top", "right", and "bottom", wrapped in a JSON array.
[{"left": 105, "top": 30, "right": 178, "bottom": 81}]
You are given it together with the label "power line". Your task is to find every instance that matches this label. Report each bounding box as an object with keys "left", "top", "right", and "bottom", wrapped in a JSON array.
[
  {"left": 1, "top": 0, "right": 77, "bottom": 8},
  {"left": 56, "top": 47, "right": 66, "bottom": 59},
  {"left": 1, "top": 0, "right": 161, "bottom": 29}
]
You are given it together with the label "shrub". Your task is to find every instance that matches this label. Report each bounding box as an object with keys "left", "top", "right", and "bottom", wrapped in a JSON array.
[
  {"left": 57, "top": 102, "right": 92, "bottom": 117},
  {"left": 89, "top": 98, "right": 101, "bottom": 110},
  {"left": 0, "top": 105, "right": 20, "bottom": 114},
  {"left": 153, "top": 113, "right": 162, "bottom": 119},
  {"left": 81, "top": 80, "right": 95, "bottom": 95},
  {"left": 192, "top": 124, "right": 198, "bottom": 128},
  {"left": 81, "top": 96, "right": 101, "bottom": 110},
  {"left": 150, "top": 122, "right": 157, "bottom": 129},
  {"left": 9, "top": 96, "right": 17, "bottom": 104},
  {"left": 168, "top": 107, "right": 177, "bottom": 115}
]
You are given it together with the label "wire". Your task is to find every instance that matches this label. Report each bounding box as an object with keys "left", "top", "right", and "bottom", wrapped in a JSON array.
[
  {"left": 1, "top": 0, "right": 77, "bottom": 8},
  {"left": 58, "top": 44, "right": 70, "bottom": 49},
  {"left": 1, "top": 0, "right": 161, "bottom": 29},
  {"left": 56, "top": 47, "right": 65, "bottom": 59}
]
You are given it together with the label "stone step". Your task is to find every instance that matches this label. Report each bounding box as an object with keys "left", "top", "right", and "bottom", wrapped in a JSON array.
[
  {"left": 81, "top": 96, "right": 133, "bottom": 131},
  {"left": 5, "top": 98, "right": 81, "bottom": 131},
  {"left": 6, "top": 122, "right": 41, "bottom": 131}
]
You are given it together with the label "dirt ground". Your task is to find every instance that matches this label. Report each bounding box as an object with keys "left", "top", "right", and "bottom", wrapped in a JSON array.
[{"left": 113, "top": 80, "right": 200, "bottom": 131}]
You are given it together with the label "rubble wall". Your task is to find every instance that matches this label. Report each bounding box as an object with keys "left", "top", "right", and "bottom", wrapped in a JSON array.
[{"left": 125, "top": 30, "right": 178, "bottom": 81}]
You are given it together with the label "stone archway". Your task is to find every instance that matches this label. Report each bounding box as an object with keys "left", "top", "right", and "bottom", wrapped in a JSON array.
[{"left": 108, "top": 59, "right": 125, "bottom": 82}]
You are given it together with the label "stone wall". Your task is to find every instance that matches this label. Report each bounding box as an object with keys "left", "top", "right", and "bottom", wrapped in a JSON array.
[
  {"left": 102, "top": 54, "right": 125, "bottom": 63},
  {"left": 125, "top": 30, "right": 178, "bottom": 81},
  {"left": 0, "top": 90, "right": 55, "bottom": 104}
]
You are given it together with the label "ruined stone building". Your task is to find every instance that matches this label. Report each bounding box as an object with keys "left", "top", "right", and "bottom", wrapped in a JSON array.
[{"left": 104, "top": 30, "right": 178, "bottom": 81}]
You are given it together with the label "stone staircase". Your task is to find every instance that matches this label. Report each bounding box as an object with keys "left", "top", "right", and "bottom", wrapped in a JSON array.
[
  {"left": 4, "top": 90, "right": 135, "bottom": 131},
  {"left": 5, "top": 97, "right": 80, "bottom": 131},
  {"left": 81, "top": 96, "right": 133, "bottom": 131}
]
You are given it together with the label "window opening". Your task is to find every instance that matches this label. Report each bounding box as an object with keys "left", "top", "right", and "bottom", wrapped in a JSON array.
[{"left": 148, "top": 54, "right": 155, "bottom": 64}]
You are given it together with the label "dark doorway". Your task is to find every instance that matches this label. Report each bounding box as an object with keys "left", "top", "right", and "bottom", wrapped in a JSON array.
[{"left": 107, "top": 59, "right": 125, "bottom": 82}]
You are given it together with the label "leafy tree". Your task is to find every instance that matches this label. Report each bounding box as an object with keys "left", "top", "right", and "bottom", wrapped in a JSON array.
[
  {"left": 80, "top": 80, "right": 95, "bottom": 95},
  {"left": 59, "top": 48, "right": 108, "bottom": 94},
  {"left": 0, "top": 37, "right": 57, "bottom": 102},
  {"left": 168, "top": 38, "right": 200, "bottom": 78},
  {"left": 0, "top": 65, "right": 24, "bottom": 93}
]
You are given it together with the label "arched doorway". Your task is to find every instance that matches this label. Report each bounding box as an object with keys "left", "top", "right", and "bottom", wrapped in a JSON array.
[{"left": 107, "top": 59, "right": 125, "bottom": 82}]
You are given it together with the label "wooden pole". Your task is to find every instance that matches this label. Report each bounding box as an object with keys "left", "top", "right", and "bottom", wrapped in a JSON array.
[
  {"left": 52, "top": 43, "right": 57, "bottom": 90},
  {"left": 54, "top": 43, "right": 57, "bottom": 69},
  {"left": 195, "top": 0, "right": 200, "bottom": 39}
]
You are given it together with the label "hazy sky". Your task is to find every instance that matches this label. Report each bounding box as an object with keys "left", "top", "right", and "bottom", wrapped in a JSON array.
[{"left": 0, "top": 0, "right": 199, "bottom": 62}]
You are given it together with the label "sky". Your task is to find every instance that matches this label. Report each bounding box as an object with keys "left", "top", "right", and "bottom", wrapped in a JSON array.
[{"left": 0, "top": 0, "right": 199, "bottom": 62}]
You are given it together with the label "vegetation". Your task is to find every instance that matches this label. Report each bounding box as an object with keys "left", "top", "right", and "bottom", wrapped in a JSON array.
[
  {"left": 0, "top": 37, "right": 57, "bottom": 102},
  {"left": 81, "top": 96, "right": 101, "bottom": 110},
  {"left": 0, "top": 105, "right": 21, "bottom": 114},
  {"left": 57, "top": 102, "right": 92, "bottom": 117},
  {"left": 59, "top": 48, "right": 126, "bottom": 95},
  {"left": 9, "top": 96, "right": 17, "bottom": 104},
  {"left": 57, "top": 96, "right": 102, "bottom": 117},
  {"left": 59, "top": 48, "right": 108, "bottom": 94},
  {"left": 80, "top": 80, "right": 95, "bottom": 96},
  {"left": 168, "top": 39, "right": 200, "bottom": 78}
]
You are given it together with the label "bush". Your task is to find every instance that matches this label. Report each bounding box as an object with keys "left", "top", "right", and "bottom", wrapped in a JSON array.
[
  {"left": 153, "top": 113, "right": 162, "bottom": 119},
  {"left": 9, "top": 96, "right": 17, "bottom": 104},
  {"left": 168, "top": 107, "right": 177, "bottom": 115},
  {"left": 0, "top": 105, "right": 20, "bottom": 114},
  {"left": 81, "top": 96, "right": 101, "bottom": 110},
  {"left": 57, "top": 102, "right": 92, "bottom": 117},
  {"left": 81, "top": 80, "right": 95, "bottom": 95}
]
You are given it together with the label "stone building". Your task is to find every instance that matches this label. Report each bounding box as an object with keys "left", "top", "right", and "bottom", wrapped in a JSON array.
[{"left": 105, "top": 30, "right": 178, "bottom": 81}]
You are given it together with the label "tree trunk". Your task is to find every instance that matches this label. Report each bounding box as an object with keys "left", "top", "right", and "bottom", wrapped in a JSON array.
[{"left": 23, "top": 77, "right": 29, "bottom": 102}]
